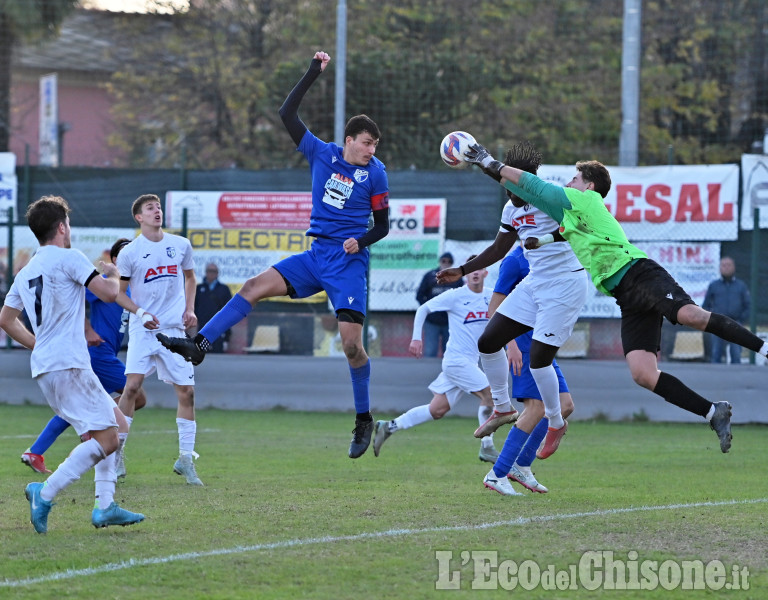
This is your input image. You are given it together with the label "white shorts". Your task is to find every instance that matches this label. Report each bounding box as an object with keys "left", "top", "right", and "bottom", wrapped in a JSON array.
[
  {"left": 36, "top": 369, "right": 118, "bottom": 437},
  {"left": 428, "top": 356, "right": 489, "bottom": 399},
  {"left": 497, "top": 270, "right": 588, "bottom": 348},
  {"left": 125, "top": 327, "right": 195, "bottom": 386}
]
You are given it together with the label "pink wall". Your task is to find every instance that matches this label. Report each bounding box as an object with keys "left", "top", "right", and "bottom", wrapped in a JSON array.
[{"left": 10, "top": 79, "right": 125, "bottom": 167}]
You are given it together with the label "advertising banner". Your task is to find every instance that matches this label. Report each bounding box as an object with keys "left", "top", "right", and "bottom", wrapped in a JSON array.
[
  {"left": 0, "top": 153, "right": 17, "bottom": 224},
  {"left": 740, "top": 154, "right": 768, "bottom": 230},
  {"left": 538, "top": 163, "right": 738, "bottom": 241}
]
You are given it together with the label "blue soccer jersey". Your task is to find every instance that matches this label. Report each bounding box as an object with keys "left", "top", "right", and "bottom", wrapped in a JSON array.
[
  {"left": 298, "top": 130, "right": 389, "bottom": 241},
  {"left": 85, "top": 285, "right": 129, "bottom": 357}
]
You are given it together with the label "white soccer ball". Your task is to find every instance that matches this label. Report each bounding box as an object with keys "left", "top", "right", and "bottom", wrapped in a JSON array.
[{"left": 439, "top": 131, "right": 476, "bottom": 169}]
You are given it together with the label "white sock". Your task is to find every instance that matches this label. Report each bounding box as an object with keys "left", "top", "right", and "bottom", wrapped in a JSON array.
[
  {"left": 94, "top": 451, "right": 116, "bottom": 509},
  {"left": 530, "top": 365, "right": 564, "bottom": 429},
  {"left": 118, "top": 431, "right": 128, "bottom": 451},
  {"left": 41, "top": 438, "right": 106, "bottom": 502},
  {"left": 481, "top": 434, "right": 494, "bottom": 448},
  {"left": 760, "top": 342, "right": 768, "bottom": 357},
  {"left": 176, "top": 418, "right": 197, "bottom": 454},
  {"left": 705, "top": 404, "right": 716, "bottom": 420},
  {"left": 124, "top": 415, "right": 133, "bottom": 427},
  {"left": 480, "top": 350, "right": 512, "bottom": 411},
  {"left": 394, "top": 405, "right": 433, "bottom": 430}
]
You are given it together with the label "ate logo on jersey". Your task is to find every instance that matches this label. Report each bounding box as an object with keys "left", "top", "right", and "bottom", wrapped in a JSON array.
[
  {"left": 511, "top": 213, "right": 537, "bottom": 229},
  {"left": 144, "top": 264, "right": 178, "bottom": 283},
  {"left": 463, "top": 311, "right": 489, "bottom": 324}
]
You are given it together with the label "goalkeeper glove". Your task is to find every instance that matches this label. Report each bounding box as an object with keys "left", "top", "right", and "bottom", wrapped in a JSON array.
[{"left": 464, "top": 143, "right": 505, "bottom": 180}]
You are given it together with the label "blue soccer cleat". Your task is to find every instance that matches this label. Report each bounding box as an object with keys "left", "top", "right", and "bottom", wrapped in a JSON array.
[
  {"left": 25, "top": 482, "right": 54, "bottom": 534},
  {"left": 92, "top": 502, "right": 145, "bottom": 528}
]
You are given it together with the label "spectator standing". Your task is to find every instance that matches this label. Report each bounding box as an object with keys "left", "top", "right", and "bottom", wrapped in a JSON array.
[
  {"left": 703, "top": 257, "right": 751, "bottom": 364},
  {"left": 415, "top": 252, "right": 463, "bottom": 357},
  {"left": 195, "top": 263, "right": 232, "bottom": 353}
]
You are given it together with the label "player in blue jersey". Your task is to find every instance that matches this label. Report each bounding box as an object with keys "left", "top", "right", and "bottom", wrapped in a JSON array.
[
  {"left": 158, "top": 51, "right": 390, "bottom": 458},
  {"left": 21, "top": 238, "right": 146, "bottom": 476},
  {"left": 485, "top": 245, "right": 575, "bottom": 495}
]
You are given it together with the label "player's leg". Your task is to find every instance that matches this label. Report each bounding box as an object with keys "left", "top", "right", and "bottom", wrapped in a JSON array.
[
  {"left": 476, "top": 314, "right": 530, "bottom": 436},
  {"left": 623, "top": 311, "right": 732, "bottom": 452},
  {"left": 374, "top": 391, "right": 453, "bottom": 457},
  {"left": 94, "top": 353, "right": 132, "bottom": 479},
  {"left": 90, "top": 408, "right": 145, "bottom": 528},
  {"left": 337, "top": 312, "right": 376, "bottom": 459},
  {"left": 677, "top": 303, "right": 768, "bottom": 358},
  {"left": 472, "top": 387, "right": 499, "bottom": 463},
  {"left": 27, "top": 370, "right": 143, "bottom": 533},
  {"left": 22, "top": 415, "right": 71, "bottom": 474},
  {"left": 171, "top": 383, "right": 204, "bottom": 485},
  {"left": 159, "top": 262, "right": 298, "bottom": 363}
]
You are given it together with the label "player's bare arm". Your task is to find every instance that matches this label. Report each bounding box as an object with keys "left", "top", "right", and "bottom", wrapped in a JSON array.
[
  {"left": 437, "top": 231, "right": 516, "bottom": 285},
  {"left": 182, "top": 268, "right": 198, "bottom": 329},
  {"left": 0, "top": 305, "right": 36, "bottom": 350}
]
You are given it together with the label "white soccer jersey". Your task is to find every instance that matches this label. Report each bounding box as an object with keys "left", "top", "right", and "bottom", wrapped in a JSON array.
[
  {"left": 500, "top": 200, "right": 582, "bottom": 275},
  {"left": 415, "top": 285, "right": 492, "bottom": 364},
  {"left": 4, "top": 245, "right": 96, "bottom": 377},
  {"left": 116, "top": 232, "right": 194, "bottom": 334}
]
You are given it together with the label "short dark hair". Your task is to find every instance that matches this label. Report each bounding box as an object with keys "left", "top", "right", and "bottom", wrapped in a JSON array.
[
  {"left": 132, "top": 193, "right": 161, "bottom": 218},
  {"left": 576, "top": 160, "right": 611, "bottom": 198},
  {"left": 344, "top": 114, "right": 380, "bottom": 141},
  {"left": 26, "top": 195, "right": 71, "bottom": 244},
  {"left": 110, "top": 238, "right": 131, "bottom": 260}
]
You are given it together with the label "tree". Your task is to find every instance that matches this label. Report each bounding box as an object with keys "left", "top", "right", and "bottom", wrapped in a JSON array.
[{"left": 0, "top": 0, "right": 78, "bottom": 151}]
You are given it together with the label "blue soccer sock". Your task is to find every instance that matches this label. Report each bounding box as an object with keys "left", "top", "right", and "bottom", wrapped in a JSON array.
[
  {"left": 29, "top": 415, "right": 71, "bottom": 455},
  {"left": 493, "top": 426, "right": 530, "bottom": 478},
  {"left": 515, "top": 417, "right": 549, "bottom": 468},
  {"left": 198, "top": 293, "right": 252, "bottom": 345},
  {"left": 349, "top": 360, "right": 371, "bottom": 415}
]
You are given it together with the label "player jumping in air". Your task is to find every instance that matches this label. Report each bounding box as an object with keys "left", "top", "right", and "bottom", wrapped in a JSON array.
[
  {"left": 158, "top": 51, "right": 390, "bottom": 458},
  {"left": 463, "top": 141, "right": 768, "bottom": 452}
]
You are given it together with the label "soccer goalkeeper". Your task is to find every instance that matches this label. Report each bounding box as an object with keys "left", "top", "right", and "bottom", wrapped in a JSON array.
[{"left": 463, "top": 141, "right": 768, "bottom": 453}]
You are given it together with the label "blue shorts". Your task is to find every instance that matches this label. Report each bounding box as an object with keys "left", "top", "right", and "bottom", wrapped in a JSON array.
[
  {"left": 512, "top": 333, "right": 569, "bottom": 401},
  {"left": 273, "top": 237, "right": 369, "bottom": 316},
  {"left": 89, "top": 349, "right": 127, "bottom": 395}
]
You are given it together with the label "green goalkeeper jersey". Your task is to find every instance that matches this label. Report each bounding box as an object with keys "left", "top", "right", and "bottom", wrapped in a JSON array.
[{"left": 504, "top": 172, "right": 647, "bottom": 295}]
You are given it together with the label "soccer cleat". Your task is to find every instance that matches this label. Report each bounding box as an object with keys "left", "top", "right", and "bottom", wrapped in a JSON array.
[
  {"left": 349, "top": 417, "right": 374, "bottom": 459},
  {"left": 115, "top": 446, "right": 126, "bottom": 480},
  {"left": 709, "top": 401, "right": 732, "bottom": 453},
  {"left": 474, "top": 409, "right": 519, "bottom": 438},
  {"left": 373, "top": 420, "right": 392, "bottom": 457},
  {"left": 21, "top": 449, "right": 52, "bottom": 474},
  {"left": 508, "top": 464, "right": 549, "bottom": 493},
  {"left": 483, "top": 469, "right": 522, "bottom": 496},
  {"left": 478, "top": 444, "right": 500, "bottom": 464},
  {"left": 173, "top": 453, "right": 204, "bottom": 486},
  {"left": 92, "top": 502, "right": 145, "bottom": 528},
  {"left": 536, "top": 421, "right": 568, "bottom": 460},
  {"left": 156, "top": 333, "right": 206, "bottom": 366},
  {"left": 25, "top": 482, "right": 54, "bottom": 534}
]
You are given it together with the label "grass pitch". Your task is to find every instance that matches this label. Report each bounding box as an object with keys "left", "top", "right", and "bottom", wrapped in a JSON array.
[{"left": 0, "top": 404, "right": 766, "bottom": 599}]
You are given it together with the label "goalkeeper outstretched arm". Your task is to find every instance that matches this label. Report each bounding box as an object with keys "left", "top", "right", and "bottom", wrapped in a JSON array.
[{"left": 464, "top": 142, "right": 570, "bottom": 223}]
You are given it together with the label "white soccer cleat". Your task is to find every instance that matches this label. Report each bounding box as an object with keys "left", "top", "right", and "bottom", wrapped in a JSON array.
[
  {"left": 483, "top": 469, "right": 522, "bottom": 496},
  {"left": 508, "top": 464, "right": 548, "bottom": 493},
  {"left": 174, "top": 453, "right": 204, "bottom": 486}
]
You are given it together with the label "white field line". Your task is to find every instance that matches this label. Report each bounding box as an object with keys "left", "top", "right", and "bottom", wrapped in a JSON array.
[
  {"left": 0, "top": 429, "right": 221, "bottom": 440},
  {"left": 2, "top": 497, "right": 767, "bottom": 588}
]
